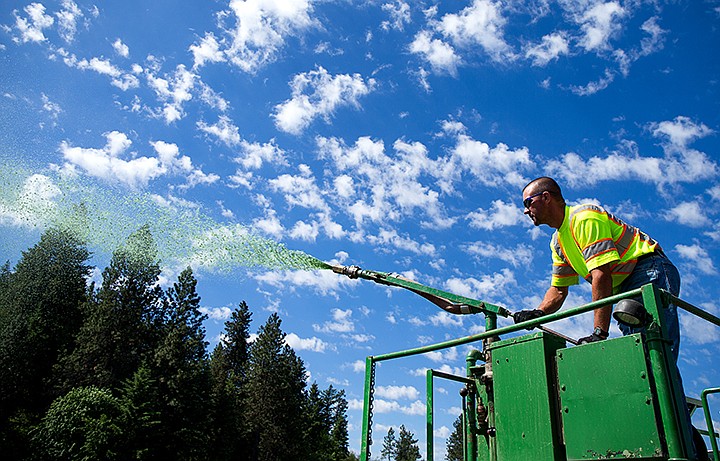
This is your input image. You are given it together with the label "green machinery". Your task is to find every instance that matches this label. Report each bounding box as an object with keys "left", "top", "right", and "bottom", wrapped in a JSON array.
[{"left": 329, "top": 264, "right": 720, "bottom": 461}]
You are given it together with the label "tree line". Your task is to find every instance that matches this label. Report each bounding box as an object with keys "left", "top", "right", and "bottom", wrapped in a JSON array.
[{"left": 0, "top": 226, "right": 356, "bottom": 460}]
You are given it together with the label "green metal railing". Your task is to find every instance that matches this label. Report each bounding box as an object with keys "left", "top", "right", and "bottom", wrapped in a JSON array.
[
  {"left": 357, "top": 284, "right": 720, "bottom": 461},
  {"left": 701, "top": 388, "right": 720, "bottom": 461}
]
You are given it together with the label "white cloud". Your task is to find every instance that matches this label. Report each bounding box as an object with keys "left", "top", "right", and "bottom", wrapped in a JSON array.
[
  {"left": 217, "top": 0, "right": 319, "bottom": 73},
  {"left": 12, "top": 3, "right": 54, "bottom": 44},
  {"left": 381, "top": 1, "right": 411, "bottom": 31},
  {"left": 525, "top": 32, "right": 570, "bottom": 66},
  {"left": 236, "top": 139, "right": 287, "bottom": 170},
  {"left": 577, "top": 1, "right": 625, "bottom": 52},
  {"left": 269, "top": 169, "right": 327, "bottom": 211},
  {"left": 570, "top": 68, "right": 616, "bottom": 96},
  {"left": 443, "top": 135, "right": 531, "bottom": 188},
  {"left": 375, "top": 385, "right": 419, "bottom": 400},
  {"left": 409, "top": 30, "right": 461, "bottom": 76},
  {"left": 56, "top": 0, "right": 83, "bottom": 43},
  {"left": 467, "top": 200, "right": 526, "bottom": 230},
  {"left": 289, "top": 220, "right": 319, "bottom": 241},
  {"left": 197, "top": 116, "right": 241, "bottom": 147},
  {"left": 650, "top": 116, "right": 714, "bottom": 149},
  {"left": 680, "top": 303, "right": 720, "bottom": 345},
  {"left": 199, "top": 305, "right": 233, "bottom": 321},
  {"left": 314, "top": 308, "right": 355, "bottom": 333},
  {"left": 112, "top": 38, "right": 130, "bottom": 57},
  {"left": 0, "top": 174, "right": 61, "bottom": 228},
  {"left": 273, "top": 66, "right": 376, "bottom": 135},
  {"left": 146, "top": 64, "right": 197, "bottom": 124},
  {"left": 675, "top": 244, "right": 715, "bottom": 275},
  {"left": 434, "top": 0, "right": 514, "bottom": 62},
  {"left": 444, "top": 268, "right": 516, "bottom": 301},
  {"left": 189, "top": 32, "right": 225, "bottom": 68},
  {"left": 285, "top": 332, "right": 329, "bottom": 352},
  {"left": 255, "top": 269, "right": 355, "bottom": 297},
  {"left": 463, "top": 241, "right": 534, "bottom": 267},
  {"left": 666, "top": 202, "right": 711, "bottom": 228},
  {"left": 351, "top": 360, "right": 365, "bottom": 373},
  {"left": 59, "top": 132, "right": 217, "bottom": 189}
]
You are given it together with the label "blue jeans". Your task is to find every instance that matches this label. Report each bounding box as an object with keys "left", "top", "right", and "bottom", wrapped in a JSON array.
[{"left": 617, "top": 251, "right": 681, "bottom": 361}]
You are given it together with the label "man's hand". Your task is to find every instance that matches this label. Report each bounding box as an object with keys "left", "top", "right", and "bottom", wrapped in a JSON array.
[
  {"left": 578, "top": 327, "right": 609, "bottom": 344},
  {"left": 512, "top": 309, "right": 545, "bottom": 329}
]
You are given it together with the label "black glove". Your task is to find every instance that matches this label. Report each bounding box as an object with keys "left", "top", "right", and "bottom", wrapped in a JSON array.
[
  {"left": 512, "top": 309, "right": 545, "bottom": 329},
  {"left": 578, "top": 327, "right": 609, "bottom": 344}
]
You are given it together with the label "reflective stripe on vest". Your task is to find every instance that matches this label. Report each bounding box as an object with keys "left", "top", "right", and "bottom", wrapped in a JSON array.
[{"left": 550, "top": 204, "right": 658, "bottom": 289}]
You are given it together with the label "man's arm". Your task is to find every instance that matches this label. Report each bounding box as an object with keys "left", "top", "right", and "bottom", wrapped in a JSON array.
[
  {"left": 589, "top": 262, "right": 614, "bottom": 332},
  {"left": 537, "top": 285, "right": 569, "bottom": 314}
]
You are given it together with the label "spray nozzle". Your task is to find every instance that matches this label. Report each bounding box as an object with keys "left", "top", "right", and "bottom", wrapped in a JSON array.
[{"left": 329, "top": 264, "right": 362, "bottom": 279}]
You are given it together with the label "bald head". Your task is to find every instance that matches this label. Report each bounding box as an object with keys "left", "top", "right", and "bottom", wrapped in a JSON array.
[{"left": 523, "top": 177, "right": 565, "bottom": 205}]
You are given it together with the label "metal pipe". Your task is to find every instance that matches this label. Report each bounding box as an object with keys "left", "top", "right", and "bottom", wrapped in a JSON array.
[
  {"left": 641, "top": 284, "right": 692, "bottom": 460},
  {"left": 426, "top": 369, "right": 434, "bottom": 461},
  {"left": 701, "top": 387, "right": 720, "bottom": 461},
  {"left": 360, "top": 356, "right": 375, "bottom": 461},
  {"left": 370, "top": 288, "right": 645, "bottom": 363}
]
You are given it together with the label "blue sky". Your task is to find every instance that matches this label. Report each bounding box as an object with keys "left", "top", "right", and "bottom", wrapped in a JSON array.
[{"left": 1, "top": 0, "right": 719, "bottom": 457}]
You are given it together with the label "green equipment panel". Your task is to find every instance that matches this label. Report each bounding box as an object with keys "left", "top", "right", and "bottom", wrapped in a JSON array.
[
  {"left": 556, "top": 334, "right": 665, "bottom": 460},
  {"left": 490, "top": 332, "right": 566, "bottom": 461}
]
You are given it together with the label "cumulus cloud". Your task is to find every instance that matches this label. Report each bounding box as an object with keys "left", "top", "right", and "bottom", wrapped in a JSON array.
[
  {"left": 409, "top": 30, "right": 461, "bottom": 76},
  {"left": 59, "top": 132, "right": 217, "bottom": 189},
  {"left": 576, "top": 1, "right": 625, "bottom": 52},
  {"left": 525, "top": 32, "right": 570, "bottom": 66},
  {"left": 214, "top": 0, "right": 319, "bottom": 73},
  {"left": 189, "top": 32, "right": 225, "bottom": 68},
  {"left": 0, "top": 174, "right": 61, "bottom": 228},
  {"left": 381, "top": 1, "right": 412, "bottom": 31},
  {"left": 463, "top": 241, "right": 534, "bottom": 267},
  {"left": 546, "top": 117, "right": 717, "bottom": 188},
  {"left": 285, "top": 332, "right": 330, "bottom": 352},
  {"left": 11, "top": 3, "right": 54, "bottom": 43},
  {"left": 313, "top": 308, "right": 355, "bottom": 334},
  {"left": 197, "top": 115, "right": 241, "bottom": 147},
  {"left": 443, "top": 134, "right": 532, "bottom": 188},
  {"left": 666, "top": 202, "right": 711, "bottom": 228},
  {"left": 467, "top": 200, "right": 526, "bottom": 230},
  {"left": 55, "top": 0, "right": 83, "bottom": 43},
  {"left": 273, "top": 66, "right": 376, "bottom": 135},
  {"left": 146, "top": 64, "right": 197, "bottom": 124},
  {"left": 112, "top": 38, "right": 130, "bottom": 57},
  {"left": 675, "top": 244, "right": 715, "bottom": 275},
  {"left": 375, "top": 385, "right": 419, "bottom": 400}
]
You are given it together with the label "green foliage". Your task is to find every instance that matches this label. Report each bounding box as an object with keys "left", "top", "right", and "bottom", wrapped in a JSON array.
[
  {"left": 445, "top": 415, "right": 463, "bottom": 461},
  {"left": 0, "top": 230, "right": 355, "bottom": 461},
  {"left": 0, "top": 228, "right": 91, "bottom": 458},
  {"left": 382, "top": 425, "right": 422, "bottom": 461},
  {"left": 396, "top": 425, "right": 422, "bottom": 461},
  {"left": 381, "top": 427, "right": 397, "bottom": 460},
  {"left": 33, "top": 386, "right": 128, "bottom": 460}
]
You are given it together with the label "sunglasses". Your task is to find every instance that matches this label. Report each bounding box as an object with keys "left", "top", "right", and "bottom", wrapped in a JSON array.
[{"left": 523, "top": 191, "right": 546, "bottom": 209}]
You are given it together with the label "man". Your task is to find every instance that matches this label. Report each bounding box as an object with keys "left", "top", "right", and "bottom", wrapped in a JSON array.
[{"left": 513, "top": 177, "right": 681, "bottom": 357}]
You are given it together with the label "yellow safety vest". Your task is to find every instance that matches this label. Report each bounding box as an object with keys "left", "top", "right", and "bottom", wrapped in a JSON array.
[{"left": 550, "top": 204, "right": 659, "bottom": 291}]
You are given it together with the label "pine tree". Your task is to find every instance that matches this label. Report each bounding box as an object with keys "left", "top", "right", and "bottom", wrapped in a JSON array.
[
  {"left": 445, "top": 415, "right": 464, "bottom": 461},
  {"left": 208, "top": 301, "right": 252, "bottom": 460},
  {"left": 396, "top": 425, "right": 422, "bottom": 461},
  {"left": 149, "top": 267, "right": 211, "bottom": 459},
  {"left": 381, "top": 427, "right": 398, "bottom": 460},
  {"left": 0, "top": 228, "right": 91, "bottom": 458},
  {"left": 245, "top": 313, "right": 307, "bottom": 461},
  {"left": 58, "top": 225, "right": 164, "bottom": 390}
]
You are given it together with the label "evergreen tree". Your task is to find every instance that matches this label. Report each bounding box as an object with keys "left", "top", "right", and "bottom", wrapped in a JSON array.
[
  {"left": 0, "top": 228, "right": 91, "bottom": 457},
  {"left": 245, "top": 313, "right": 307, "bottom": 461},
  {"left": 119, "top": 365, "right": 161, "bottom": 461},
  {"left": 445, "top": 415, "right": 464, "bottom": 461},
  {"left": 149, "top": 267, "right": 211, "bottom": 459},
  {"left": 58, "top": 225, "right": 164, "bottom": 390},
  {"left": 208, "top": 301, "right": 252, "bottom": 460},
  {"left": 396, "top": 425, "right": 422, "bottom": 461},
  {"left": 381, "top": 427, "right": 397, "bottom": 460}
]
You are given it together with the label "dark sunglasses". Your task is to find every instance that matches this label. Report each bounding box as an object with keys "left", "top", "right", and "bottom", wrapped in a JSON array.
[{"left": 523, "top": 191, "right": 546, "bottom": 209}]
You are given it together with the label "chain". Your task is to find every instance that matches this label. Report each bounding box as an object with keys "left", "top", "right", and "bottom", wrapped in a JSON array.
[{"left": 366, "top": 360, "right": 376, "bottom": 459}]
